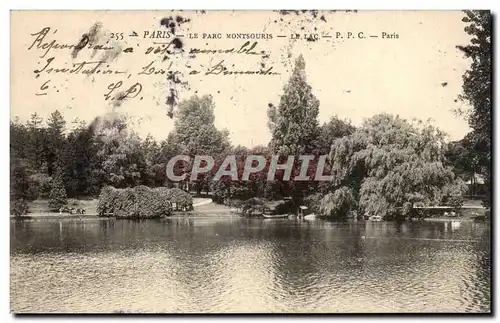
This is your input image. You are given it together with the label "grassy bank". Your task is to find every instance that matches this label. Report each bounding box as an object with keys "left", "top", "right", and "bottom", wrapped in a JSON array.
[
  {"left": 26, "top": 199, "right": 98, "bottom": 217},
  {"left": 12, "top": 197, "right": 216, "bottom": 219}
]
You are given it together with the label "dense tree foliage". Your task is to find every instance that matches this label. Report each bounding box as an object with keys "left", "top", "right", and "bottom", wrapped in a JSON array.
[
  {"left": 324, "top": 114, "right": 466, "bottom": 220},
  {"left": 445, "top": 133, "right": 478, "bottom": 180},
  {"left": 9, "top": 98, "right": 231, "bottom": 216},
  {"left": 97, "top": 186, "right": 173, "bottom": 218},
  {"left": 267, "top": 55, "right": 323, "bottom": 207},
  {"left": 96, "top": 118, "right": 145, "bottom": 188},
  {"left": 48, "top": 169, "right": 68, "bottom": 211},
  {"left": 10, "top": 52, "right": 475, "bottom": 220},
  {"left": 154, "top": 187, "right": 193, "bottom": 211},
  {"left": 318, "top": 116, "right": 356, "bottom": 155},
  {"left": 444, "top": 132, "right": 484, "bottom": 196},
  {"left": 457, "top": 10, "right": 492, "bottom": 206},
  {"left": 10, "top": 153, "right": 30, "bottom": 216},
  {"left": 209, "top": 145, "right": 279, "bottom": 204},
  {"left": 268, "top": 55, "right": 320, "bottom": 156},
  {"left": 172, "top": 95, "right": 231, "bottom": 156},
  {"left": 170, "top": 95, "right": 231, "bottom": 193},
  {"left": 318, "top": 187, "right": 356, "bottom": 218}
]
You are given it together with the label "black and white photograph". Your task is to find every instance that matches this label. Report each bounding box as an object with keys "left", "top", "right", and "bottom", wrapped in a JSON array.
[{"left": 9, "top": 9, "right": 492, "bottom": 314}]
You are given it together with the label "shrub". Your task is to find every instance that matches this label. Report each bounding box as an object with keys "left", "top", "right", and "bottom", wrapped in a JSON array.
[
  {"left": 97, "top": 186, "right": 173, "bottom": 219},
  {"left": 443, "top": 195, "right": 465, "bottom": 211},
  {"left": 113, "top": 188, "right": 137, "bottom": 218},
  {"left": 210, "top": 181, "right": 230, "bottom": 204},
  {"left": 227, "top": 199, "right": 245, "bottom": 212},
  {"left": 135, "top": 186, "right": 172, "bottom": 218},
  {"left": 156, "top": 187, "right": 193, "bottom": 211},
  {"left": 48, "top": 175, "right": 67, "bottom": 211},
  {"left": 11, "top": 199, "right": 29, "bottom": 216},
  {"left": 241, "top": 197, "right": 267, "bottom": 216},
  {"left": 153, "top": 188, "right": 177, "bottom": 216},
  {"left": 97, "top": 186, "right": 117, "bottom": 216}
]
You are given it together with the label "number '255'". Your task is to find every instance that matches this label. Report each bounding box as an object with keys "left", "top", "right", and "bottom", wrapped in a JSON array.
[{"left": 110, "top": 33, "right": 124, "bottom": 40}]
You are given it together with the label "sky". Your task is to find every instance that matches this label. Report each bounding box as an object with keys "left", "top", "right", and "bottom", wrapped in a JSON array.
[{"left": 11, "top": 10, "right": 473, "bottom": 147}]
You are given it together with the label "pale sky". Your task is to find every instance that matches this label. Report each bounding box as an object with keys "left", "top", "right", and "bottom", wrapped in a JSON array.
[{"left": 11, "top": 10, "right": 472, "bottom": 147}]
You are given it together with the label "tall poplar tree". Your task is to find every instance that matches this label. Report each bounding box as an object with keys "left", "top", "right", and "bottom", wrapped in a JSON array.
[
  {"left": 268, "top": 55, "right": 320, "bottom": 156},
  {"left": 267, "top": 55, "right": 321, "bottom": 204}
]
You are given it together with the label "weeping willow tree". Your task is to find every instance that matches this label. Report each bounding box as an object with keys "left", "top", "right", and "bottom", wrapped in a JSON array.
[
  {"left": 318, "top": 186, "right": 356, "bottom": 218},
  {"left": 324, "top": 114, "right": 466, "bottom": 220}
]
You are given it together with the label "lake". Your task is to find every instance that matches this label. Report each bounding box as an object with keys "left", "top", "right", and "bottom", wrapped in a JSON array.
[{"left": 10, "top": 216, "right": 491, "bottom": 313}]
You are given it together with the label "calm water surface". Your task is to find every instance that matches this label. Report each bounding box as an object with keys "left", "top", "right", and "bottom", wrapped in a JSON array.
[{"left": 10, "top": 216, "right": 491, "bottom": 313}]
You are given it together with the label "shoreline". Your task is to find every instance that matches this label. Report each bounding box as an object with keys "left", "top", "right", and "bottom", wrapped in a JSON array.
[
  {"left": 11, "top": 198, "right": 488, "bottom": 223},
  {"left": 9, "top": 210, "right": 220, "bottom": 220},
  {"left": 422, "top": 217, "right": 483, "bottom": 223},
  {"left": 10, "top": 214, "right": 488, "bottom": 223}
]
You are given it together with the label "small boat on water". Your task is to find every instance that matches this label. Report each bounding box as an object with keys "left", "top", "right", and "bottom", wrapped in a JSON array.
[
  {"left": 262, "top": 213, "right": 288, "bottom": 219},
  {"left": 303, "top": 213, "right": 317, "bottom": 220},
  {"left": 368, "top": 215, "right": 382, "bottom": 221}
]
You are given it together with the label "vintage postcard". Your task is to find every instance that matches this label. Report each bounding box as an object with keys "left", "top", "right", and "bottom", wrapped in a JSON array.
[{"left": 10, "top": 10, "right": 491, "bottom": 314}]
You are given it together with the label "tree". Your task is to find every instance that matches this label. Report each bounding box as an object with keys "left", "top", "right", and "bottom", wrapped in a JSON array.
[
  {"left": 65, "top": 120, "right": 101, "bottom": 196},
  {"left": 444, "top": 132, "right": 481, "bottom": 195},
  {"left": 268, "top": 55, "right": 320, "bottom": 156},
  {"left": 11, "top": 110, "right": 178, "bottom": 199},
  {"left": 10, "top": 154, "right": 30, "bottom": 216},
  {"left": 318, "top": 116, "right": 356, "bottom": 154},
  {"left": 172, "top": 95, "right": 231, "bottom": 156},
  {"left": 25, "top": 113, "right": 48, "bottom": 172},
  {"left": 171, "top": 95, "right": 231, "bottom": 192},
  {"left": 10, "top": 118, "right": 28, "bottom": 159},
  {"left": 152, "top": 133, "right": 183, "bottom": 188},
  {"left": 94, "top": 115, "right": 144, "bottom": 188},
  {"left": 319, "top": 186, "right": 356, "bottom": 218},
  {"left": 139, "top": 134, "right": 162, "bottom": 187},
  {"left": 267, "top": 55, "right": 321, "bottom": 205},
  {"left": 327, "top": 114, "right": 465, "bottom": 220},
  {"left": 11, "top": 200, "right": 29, "bottom": 217},
  {"left": 48, "top": 169, "right": 68, "bottom": 211},
  {"left": 457, "top": 10, "right": 492, "bottom": 206},
  {"left": 46, "top": 110, "right": 67, "bottom": 176}
]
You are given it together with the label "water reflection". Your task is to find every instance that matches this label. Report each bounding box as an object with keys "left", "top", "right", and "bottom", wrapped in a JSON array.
[{"left": 10, "top": 218, "right": 490, "bottom": 313}]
